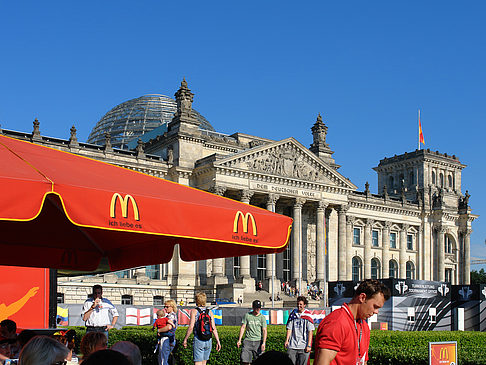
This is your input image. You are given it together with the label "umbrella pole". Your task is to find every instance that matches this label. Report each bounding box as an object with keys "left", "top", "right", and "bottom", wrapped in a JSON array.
[{"left": 271, "top": 254, "right": 275, "bottom": 307}]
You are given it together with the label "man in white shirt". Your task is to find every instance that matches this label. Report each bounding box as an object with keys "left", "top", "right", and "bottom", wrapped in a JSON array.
[{"left": 82, "top": 285, "right": 119, "bottom": 338}]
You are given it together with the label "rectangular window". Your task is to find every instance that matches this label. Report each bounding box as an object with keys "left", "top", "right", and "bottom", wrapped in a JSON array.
[
  {"left": 233, "top": 257, "right": 240, "bottom": 278},
  {"left": 257, "top": 255, "right": 266, "bottom": 282},
  {"left": 445, "top": 268, "right": 452, "bottom": 283},
  {"left": 407, "top": 307, "right": 415, "bottom": 323},
  {"left": 372, "top": 230, "right": 379, "bottom": 247},
  {"left": 146, "top": 265, "right": 160, "bottom": 280},
  {"left": 153, "top": 296, "right": 164, "bottom": 306},
  {"left": 353, "top": 228, "right": 361, "bottom": 245},
  {"left": 407, "top": 234, "right": 413, "bottom": 250},
  {"left": 115, "top": 270, "right": 130, "bottom": 278},
  {"left": 121, "top": 295, "right": 133, "bottom": 305},
  {"left": 390, "top": 232, "right": 397, "bottom": 249},
  {"left": 283, "top": 244, "right": 291, "bottom": 282}
]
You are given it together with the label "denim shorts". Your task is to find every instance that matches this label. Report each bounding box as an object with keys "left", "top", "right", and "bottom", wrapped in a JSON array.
[{"left": 193, "top": 336, "right": 212, "bottom": 362}]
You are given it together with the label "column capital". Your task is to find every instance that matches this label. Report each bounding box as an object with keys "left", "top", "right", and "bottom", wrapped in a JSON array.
[
  {"left": 418, "top": 225, "right": 423, "bottom": 233},
  {"left": 240, "top": 189, "right": 254, "bottom": 203},
  {"left": 337, "top": 204, "right": 349, "bottom": 215},
  {"left": 434, "top": 224, "right": 447, "bottom": 234},
  {"left": 460, "top": 227, "right": 473, "bottom": 236},
  {"left": 365, "top": 218, "right": 375, "bottom": 227},
  {"left": 401, "top": 223, "right": 409, "bottom": 232},
  {"left": 266, "top": 193, "right": 280, "bottom": 206},
  {"left": 384, "top": 221, "right": 392, "bottom": 229},
  {"left": 318, "top": 200, "right": 329, "bottom": 210},
  {"left": 293, "top": 198, "right": 306, "bottom": 208},
  {"left": 346, "top": 215, "right": 356, "bottom": 226},
  {"left": 209, "top": 185, "right": 226, "bottom": 196}
]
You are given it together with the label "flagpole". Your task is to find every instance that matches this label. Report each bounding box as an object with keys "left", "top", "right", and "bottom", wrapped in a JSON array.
[{"left": 418, "top": 109, "right": 421, "bottom": 150}]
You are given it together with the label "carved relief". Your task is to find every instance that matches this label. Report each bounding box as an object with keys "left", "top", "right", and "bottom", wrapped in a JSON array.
[{"left": 245, "top": 145, "right": 326, "bottom": 182}]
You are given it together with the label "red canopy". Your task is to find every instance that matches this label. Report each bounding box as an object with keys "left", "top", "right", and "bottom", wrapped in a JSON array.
[{"left": 0, "top": 135, "right": 292, "bottom": 273}]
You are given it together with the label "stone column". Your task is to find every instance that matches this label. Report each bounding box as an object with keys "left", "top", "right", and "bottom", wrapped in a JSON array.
[
  {"left": 210, "top": 186, "right": 226, "bottom": 279},
  {"left": 338, "top": 205, "right": 348, "bottom": 281},
  {"left": 265, "top": 194, "right": 279, "bottom": 280},
  {"left": 364, "top": 219, "right": 373, "bottom": 279},
  {"left": 418, "top": 226, "right": 423, "bottom": 280},
  {"left": 239, "top": 190, "right": 254, "bottom": 279},
  {"left": 437, "top": 226, "right": 446, "bottom": 282},
  {"left": 345, "top": 215, "right": 354, "bottom": 280},
  {"left": 316, "top": 200, "right": 328, "bottom": 284},
  {"left": 463, "top": 228, "right": 472, "bottom": 285},
  {"left": 400, "top": 224, "right": 408, "bottom": 279},
  {"left": 382, "top": 221, "right": 391, "bottom": 278},
  {"left": 292, "top": 198, "right": 306, "bottom": 290}
]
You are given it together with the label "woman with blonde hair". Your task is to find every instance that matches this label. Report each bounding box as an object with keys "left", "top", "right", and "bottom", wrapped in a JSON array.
[
  {"left": 157, "top": 299, "right": 178, "bottom": 365},
  {"left": 18, "top": 335, "right": 69, "bottom": 365},
  {"left": 183, "top": 292, "right": 221, "bottom": 365}
]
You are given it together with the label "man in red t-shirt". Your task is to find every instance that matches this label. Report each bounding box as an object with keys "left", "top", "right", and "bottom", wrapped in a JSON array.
[{"left": 314, "top": 280, "right": 390, "bottom": 365}]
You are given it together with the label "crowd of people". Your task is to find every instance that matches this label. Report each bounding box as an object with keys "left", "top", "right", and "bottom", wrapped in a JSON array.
[{"left": 0, "top": 279, "right": 390, "bottom": 365}]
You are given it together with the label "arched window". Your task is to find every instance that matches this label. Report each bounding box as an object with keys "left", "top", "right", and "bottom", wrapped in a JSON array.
[
  {"left": 352, "top": 257, "right": 362, "bottom": 282},
  {"left": 371, "top": 258, "right": 380, "bottom": 280},
  {"left": 406, "top": 261, "right": 415, "bottom": 280},
  {"left": 389, "top": 259, "right": 398, "bottom": 278},
  {"left": 432, "top": 171, "right": 436, "bottom": 184},
  {"left": 445, "top": 235, "right": 453, "bottom": 254},
  {"left": 388, "top": 176, "right": 394, "bottom": 189},
  {"left": 440, "top": 173, "right": 444, "bottom": 187},
  {"left": 448, "top": 175, "right": 453, "bottom": 188}
]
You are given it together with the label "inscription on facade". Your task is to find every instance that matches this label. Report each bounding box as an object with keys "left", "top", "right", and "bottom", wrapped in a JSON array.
[{"left": 250, "top": 181, "right": 322, "bottom": 200}]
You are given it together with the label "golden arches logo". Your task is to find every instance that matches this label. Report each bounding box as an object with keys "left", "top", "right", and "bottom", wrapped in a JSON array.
[
  {"left": 233, "top": 211, "right": 257, "bottom": 236},
  {"left": 439, "top": 347, "right": 449, "bottom": 361},
  {"left": 110, "top": 193, "right": 140, "bottom": 221}
]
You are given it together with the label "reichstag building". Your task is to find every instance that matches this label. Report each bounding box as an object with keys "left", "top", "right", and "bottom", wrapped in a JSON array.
[{"left": 3, "top": 79, "right": 476, "bottom": 306}]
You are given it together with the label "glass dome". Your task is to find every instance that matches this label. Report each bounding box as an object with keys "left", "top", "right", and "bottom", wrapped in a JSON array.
[{"left": 87, "top": 94, "right": 213, "bottom": 149}]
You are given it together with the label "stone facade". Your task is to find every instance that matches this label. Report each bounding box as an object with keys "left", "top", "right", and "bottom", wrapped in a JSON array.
[{"left": 3, "top": 80, "right": 477, "bottom": 306}]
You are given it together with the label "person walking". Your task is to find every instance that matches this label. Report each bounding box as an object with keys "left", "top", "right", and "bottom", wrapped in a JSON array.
[
  {"left": 314, "top": 279, "right": 390, "bottom": 365},
  {"left": 182, "top": 292, "right": 221, "bottom": 365},
  {"left": 156, "top": 299, "right": 178, "bottom": 365},
  {"left": 82, "top": 285, "right": 118, "bottom": 338},
  {"left": 284, "top": 296, "right": 314, "bottom": 365},
  {"left": 237, "top": 300, "right": 267, "bottom": 365}
]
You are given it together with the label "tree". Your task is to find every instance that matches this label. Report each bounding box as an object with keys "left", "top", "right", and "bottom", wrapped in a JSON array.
[{"left": 470, "top": 268, "right": 486, "bottom": 284}]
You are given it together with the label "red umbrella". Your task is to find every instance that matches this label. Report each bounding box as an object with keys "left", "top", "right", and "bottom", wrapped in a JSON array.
[{"left": 0, "top": 135, "right": 292, "bottom": 273}]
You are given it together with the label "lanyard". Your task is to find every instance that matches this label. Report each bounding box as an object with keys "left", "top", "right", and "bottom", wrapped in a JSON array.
[
  {"left": 354, "top": 319, "right": 363, "bottom": 357},
  {"left": 342, "top": 305, "right": 363, "bottom": 358}
]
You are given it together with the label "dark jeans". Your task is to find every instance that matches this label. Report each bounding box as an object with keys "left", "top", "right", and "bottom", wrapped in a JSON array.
[{"left": 86, "top": 326, "right": 108, "bottom": 338}]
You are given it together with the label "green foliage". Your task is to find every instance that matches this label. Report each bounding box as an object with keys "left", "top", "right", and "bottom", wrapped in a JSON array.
[
  {"left": 369, "top": 331, "right": 486, "bottom": 365},
  {"left": 470, "top": 268, "right": 486, "bottom": 284},
  {"left": 65, "top": 326, "right": 486, "bottom": 365}
]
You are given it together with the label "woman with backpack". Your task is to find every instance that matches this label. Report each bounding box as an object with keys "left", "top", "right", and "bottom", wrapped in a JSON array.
[{"left": 182, "top": 292, "right": 221, "bottom": 365}]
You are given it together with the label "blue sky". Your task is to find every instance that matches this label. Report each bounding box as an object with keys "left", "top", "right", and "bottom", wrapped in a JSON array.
[{"left": 1, "top": 1, "right": 485, "bottom": 268}]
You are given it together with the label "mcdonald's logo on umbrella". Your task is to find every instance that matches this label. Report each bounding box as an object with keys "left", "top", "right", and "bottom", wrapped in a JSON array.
[
  {"left": 233, "top": 211, "right": 257, "bottom": 236},
  {"left": 110, "top": 193, "right": 140, "bottom": 221}
]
